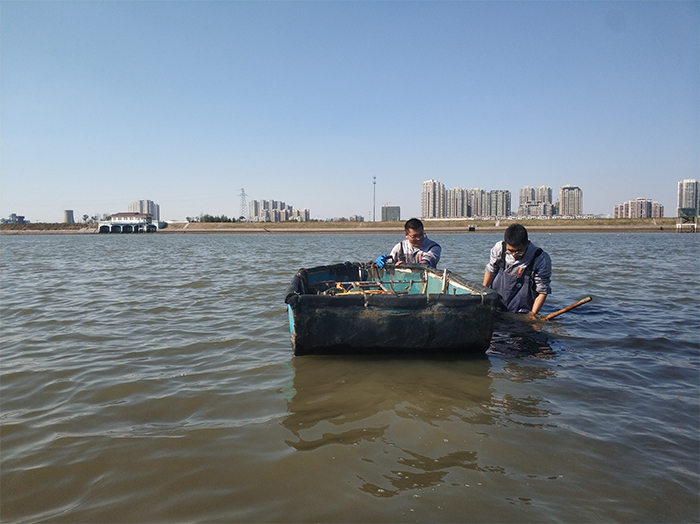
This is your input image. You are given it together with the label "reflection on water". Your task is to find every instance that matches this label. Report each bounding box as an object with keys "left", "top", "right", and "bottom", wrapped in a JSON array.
[
  {"left": 284, "top": 356, "right": 494, "bottom": 437},
  {"left": 283, "top": 355, "right": 557, "bottom": 497},
  {"left": 488, "top": 313, "right": 558, "bottom": 359},
  {"left": 1, "top": 233, "right": 698, "bottom": 523}
]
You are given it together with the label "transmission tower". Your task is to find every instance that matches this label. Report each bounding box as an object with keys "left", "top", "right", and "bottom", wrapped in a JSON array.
[{"left": 239, "top": 188, "right": 249, "bottom": 221}]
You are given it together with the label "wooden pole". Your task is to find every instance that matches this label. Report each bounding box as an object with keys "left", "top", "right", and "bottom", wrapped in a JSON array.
[{"left": 543, "top": 296, "right": 592, "bottom": 321}]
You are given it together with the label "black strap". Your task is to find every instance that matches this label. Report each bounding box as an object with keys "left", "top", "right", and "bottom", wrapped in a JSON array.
[
  {"left": 523, "top": 248, "right": 543, "bottom": 277},
  {"left": 497, "top": 241, "right": 506, "bottom": 269}
]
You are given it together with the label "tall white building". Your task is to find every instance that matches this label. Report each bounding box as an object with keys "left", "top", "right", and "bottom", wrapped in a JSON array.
[
  {"left": 519, "top": 186, "right": 535, "bottom": 206},
  {"left": 128, "top": 200, "right": 160, "bottom": 221},
  {"left": 535, "top": 186, "right": 553, "bottom": 204},
  {"left": 559, "top": 186, "right": 583, "bottom": 216},
  {"left": 446, "top": 187, "right": 467, "bottom": 218},
  {"left": 677, "top": 179, "right": 700, "bottom": 216},
  {"left": 488, "top": 190, "right": 511, "bottom": 217},
  {"left": 421, "top": 180, "right": 445, "bottom": 219},
  {"left": 466, "top": 188, "right": 486, "bottom": 217}
]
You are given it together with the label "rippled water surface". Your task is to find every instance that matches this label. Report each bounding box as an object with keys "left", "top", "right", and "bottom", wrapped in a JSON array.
[{"left": 1, "top": 232, "right": 698, "bottom": 523}]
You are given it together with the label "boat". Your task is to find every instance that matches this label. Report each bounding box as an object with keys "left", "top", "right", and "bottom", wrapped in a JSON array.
[{"left": 284, "top": 262, "right": 500, "bottom": 356}]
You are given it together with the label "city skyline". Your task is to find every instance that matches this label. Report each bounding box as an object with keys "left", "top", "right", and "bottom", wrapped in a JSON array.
[
  {"left": 2, "top": 2, "right": 697, "bottom": 222},
  {"left": 0, "top": 176, "right": 690, "bottom": 224},
  {"left": 420, "top": 179, "right": 586, "bottom": 219}
]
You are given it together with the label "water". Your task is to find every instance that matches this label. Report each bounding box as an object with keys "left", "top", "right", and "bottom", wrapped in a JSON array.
[{"left": 1, "top": 232, "right": 698, "bottom": 523}]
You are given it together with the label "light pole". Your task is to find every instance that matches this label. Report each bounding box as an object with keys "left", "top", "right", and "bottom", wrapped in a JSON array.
[{"left": 373, "top": 176, "right": 376, "bottom": 222}]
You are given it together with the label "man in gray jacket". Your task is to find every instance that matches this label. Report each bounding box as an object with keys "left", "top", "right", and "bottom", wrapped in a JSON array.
[
  {"left": 483, "top": 223, "right": 551, "bottom": 318},
  {"left": 376, "top": 218, "right": 441, "bottom": 269}
]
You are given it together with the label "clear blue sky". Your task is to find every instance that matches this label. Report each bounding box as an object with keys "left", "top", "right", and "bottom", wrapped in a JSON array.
[{"left": 2, "top": 1, "right": 698, "bottom": 222}]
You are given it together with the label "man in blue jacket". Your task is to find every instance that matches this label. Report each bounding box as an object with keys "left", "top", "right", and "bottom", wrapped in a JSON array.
[
  {"left": 483, "top": 224, "right": 551, "bottom": 318},
  {"left": 376, "top": 218, "right": 441, "bottom": 269}
]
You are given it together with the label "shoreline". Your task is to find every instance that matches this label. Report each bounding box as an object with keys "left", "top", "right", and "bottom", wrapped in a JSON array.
[{"left": 0, "top": 219, "right": 690, "bottom": 235}]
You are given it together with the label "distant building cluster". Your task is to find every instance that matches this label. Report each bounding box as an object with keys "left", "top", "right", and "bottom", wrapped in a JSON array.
[
  {"left": 677, "top": 179, "right": 699, "bottom": 217},
  {"left": 420, "top": 179, "right": 584, "bottom": 219},
  {"left": 422, "top": 180, "right": 511, "bottom": 218},
  {"left": 614, "top": 198, "right": 664, "bottom": 218},
  {"left": 1, "top": 213, "right": 29, "bottom": 224},
  {"left": 128, "top": 200, "right": 160, "bottom": 222},
  {"left": 248, "top": 200, "right": 310, "bottom": 222}
]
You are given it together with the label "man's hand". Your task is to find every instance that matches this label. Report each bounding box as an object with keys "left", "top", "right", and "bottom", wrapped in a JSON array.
[{"left": 376, "top": 255, "right": 388, "bottom": 268}]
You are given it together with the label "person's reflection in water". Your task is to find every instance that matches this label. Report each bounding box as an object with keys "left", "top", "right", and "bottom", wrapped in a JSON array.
[{"left": 487, "top": 313, "right": 557, "bottom": 359}]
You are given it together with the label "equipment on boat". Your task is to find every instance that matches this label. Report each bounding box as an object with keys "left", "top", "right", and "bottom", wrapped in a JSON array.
[{"left": 284, "top": 262, "right": 500, "bottom": 356}]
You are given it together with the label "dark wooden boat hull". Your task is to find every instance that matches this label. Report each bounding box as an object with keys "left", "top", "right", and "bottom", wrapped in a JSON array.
[{"left": 284, "top": 262, "right": 500, "bottom": 356}]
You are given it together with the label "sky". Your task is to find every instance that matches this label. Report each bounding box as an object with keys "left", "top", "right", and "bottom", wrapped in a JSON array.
[{"left": 1, "top": 1, "right": 698, "bottom": 222}]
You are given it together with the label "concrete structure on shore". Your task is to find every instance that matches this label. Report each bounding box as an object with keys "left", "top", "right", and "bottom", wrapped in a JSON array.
[
  {"left": 98, "top": 212, "right": 157, "bottom": 233},
  {"left": 63, "top": 210, "right": 75, "bottom": 224}
]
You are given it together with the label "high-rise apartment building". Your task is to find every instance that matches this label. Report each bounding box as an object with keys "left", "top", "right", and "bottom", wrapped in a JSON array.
[
  {"left": 518, "top": 185, "right": 553, "bottom": 216},
  {"left": 519, "top": 186, "right": 535, "bottom": 206},
  {"left": 466, "top": 188, "right": 485, "bottom": 217},
  {"left": 487, "top": 190, "right": 511, "bottom": 217},
  {"left": 446, "top": 188, "right": 467, "bottom": 218},
  {"left": 614, "top": 198, "right": 664, "bottom": 218},
  {"left": 535, "top": 186, "right": 553, "bottom": 204},
  {"left": 558, "top": 186, "right": 583, "bottom": 216},
  {"left": 128, "top": 200, "right": 160, "bottom": 221},
  {"left": 677, "top": 179, "right": 700, "bottom": 216},
  {"left": 421, "top": 180, "right": 445, "bottom": 219}
]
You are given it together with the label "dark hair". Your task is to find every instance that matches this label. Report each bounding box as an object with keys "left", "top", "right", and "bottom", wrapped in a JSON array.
[
  {"left": 404, "top": 218, "right": 424, "bottom": 232},
  {"left": 504, "top": 223, "right": 528, "bottom": 246}
]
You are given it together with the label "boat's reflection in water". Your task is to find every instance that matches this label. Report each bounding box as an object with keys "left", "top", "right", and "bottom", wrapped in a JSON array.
[{"left": 282, "top": 349, "right": 557, "bottom": 497}]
